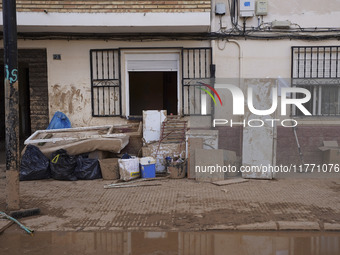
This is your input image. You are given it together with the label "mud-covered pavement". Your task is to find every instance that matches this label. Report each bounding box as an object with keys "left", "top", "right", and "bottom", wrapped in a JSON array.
[{"left": 1, "top": 165, "right": 340, "bottom": 232}]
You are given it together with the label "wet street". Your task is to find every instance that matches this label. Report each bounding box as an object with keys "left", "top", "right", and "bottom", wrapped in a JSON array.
[{"left": 1, "top": 231, "right": 340, "bottom": 255}]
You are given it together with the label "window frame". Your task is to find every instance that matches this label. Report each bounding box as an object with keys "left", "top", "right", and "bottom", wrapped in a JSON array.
[
  {"left": 90, "top": 48, "right": 121, "bottom": 117},
  {"left": 291, "top": 46, "right": 340, "bottom": 117}
]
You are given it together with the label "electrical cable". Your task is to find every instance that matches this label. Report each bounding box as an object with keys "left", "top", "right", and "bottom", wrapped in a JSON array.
[
  {"left": 10, "top": 31, "right": 340, "bottom": 41},
  {"left": 217, "top": 39, "right": 227, "bottom": 50}
]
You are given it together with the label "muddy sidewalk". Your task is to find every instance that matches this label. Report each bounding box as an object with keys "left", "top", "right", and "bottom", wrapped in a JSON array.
[{"left": 1, "top": 171, "right": 340, "bottom": 232}]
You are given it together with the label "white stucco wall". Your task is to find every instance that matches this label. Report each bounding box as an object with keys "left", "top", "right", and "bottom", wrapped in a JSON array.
[
  {"left": 9, "top": 40, "right": 210, "bottom": 127},
  {"left": 211, "top": 0, "right": 340, "bottom": 32},
  {"left": 1, "top": 0, "right": 339, "bottom": 128},
  {"left": 0, "top": 36, "right": 337, "bottom": 128},
  {"left": 212, "top": 39, "right": 340, "bottom": 125}
]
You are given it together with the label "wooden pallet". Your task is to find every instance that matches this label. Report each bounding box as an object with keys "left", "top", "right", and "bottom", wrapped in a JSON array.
[{"left": 160, "top": 118, "right": 187, "bottom": 143}]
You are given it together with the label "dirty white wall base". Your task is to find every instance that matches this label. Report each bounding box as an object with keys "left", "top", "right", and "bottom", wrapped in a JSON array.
[{"left": 186, "top": 129, "right": 219, "bottom": 151}]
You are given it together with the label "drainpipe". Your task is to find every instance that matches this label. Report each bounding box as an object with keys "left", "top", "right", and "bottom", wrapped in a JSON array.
[
  {"left": 3, "top": 0, "right": 20, "bottom": 210},
  {"left": 211, "top": 39, "right": 217, "bottom": 124},
  {"left": 227, "top": 40, "right": 244, "bottom": 158},
  {"left": 226, "top": 39, "right": 242, "bottom": 87}
]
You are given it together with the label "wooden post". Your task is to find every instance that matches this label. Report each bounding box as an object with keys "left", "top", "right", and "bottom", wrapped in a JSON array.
[{"left": 3, "top": 0, "right": 20, "bottom": 210}]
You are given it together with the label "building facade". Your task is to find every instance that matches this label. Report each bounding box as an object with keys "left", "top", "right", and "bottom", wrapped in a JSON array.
[{"left": 1, "top": 0, "right": 340, "bottom": 167}]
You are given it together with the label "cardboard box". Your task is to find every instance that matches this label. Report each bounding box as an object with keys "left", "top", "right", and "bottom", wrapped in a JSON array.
[
  {"left": 319, "top": 141, "right": 340, "bottom": 164},
  {"left": 223, "top": 150, "right": 240, "bottom": 178},
  {"left": 99, "top": 158, "right": 119, "bottom": 180},
  {"left": 195, "top": 149, "right": 225, "bottom": 182},
  {"left": 89, "top": 150, "right": 114, "bottom": 159}
]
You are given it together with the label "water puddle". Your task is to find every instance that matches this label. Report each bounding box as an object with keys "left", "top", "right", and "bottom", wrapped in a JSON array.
[{"left": 0, "top": 231, "right": 340, "bottom": 255}]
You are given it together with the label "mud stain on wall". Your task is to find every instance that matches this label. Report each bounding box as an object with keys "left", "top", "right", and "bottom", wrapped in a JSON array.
[{"left": 50, "top": 84, "right": 84, "bottom": 115}]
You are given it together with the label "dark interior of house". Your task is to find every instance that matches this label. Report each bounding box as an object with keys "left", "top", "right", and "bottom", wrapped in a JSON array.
[{"left": 129, "top": 71, "right": 177, "bottom": 116}]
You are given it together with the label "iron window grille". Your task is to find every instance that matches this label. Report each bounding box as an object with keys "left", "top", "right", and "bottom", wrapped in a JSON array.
[
  {"left": 291, "top": 46, "right": 340, "bottom": 116},
  {"left": 90, "top": 49, "right": 121, "bottom": 117},
  {"left": 182, "top": 48, "right": 215, "bottom": 116}
]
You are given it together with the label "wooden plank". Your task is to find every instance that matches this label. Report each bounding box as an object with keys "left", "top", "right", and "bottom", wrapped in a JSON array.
[
  {"left": 160, "top": 118, "right": 187, "bottom": 144},
  {"left": 0, "top": 221, "right": 14, "bottom": 235},
  {"left": 164, "top": 136, "right": 185, "bottom": 139},
  {"left": 212, "top": 178, "right": 248, "bottom": 186}
]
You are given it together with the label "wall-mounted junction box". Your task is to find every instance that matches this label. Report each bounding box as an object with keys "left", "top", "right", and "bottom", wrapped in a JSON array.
[
  {"left": 255, "top": 0, "right": 268, "bottom": 16},
  {"left": 240, "top": 0, "right": 255, "bottom": 17},
  {"left": 272, "top": 20, "right": 291, "bottom": 28},
  {"left": 215, "top": 3, "right": 226, "bottom": 15}
]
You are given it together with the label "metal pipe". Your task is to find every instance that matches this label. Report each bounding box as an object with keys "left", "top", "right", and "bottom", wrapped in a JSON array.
[
  {"left": 3, "top": 0, "right": 20, "bottom": 210},
  {"left": 293, "top": 126, "right": 305, "bottom": 166}
]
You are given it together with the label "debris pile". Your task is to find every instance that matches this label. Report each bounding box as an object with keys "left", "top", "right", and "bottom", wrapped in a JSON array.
[{"left": 19, "top": 110, "right": 241, "bottom": 183}]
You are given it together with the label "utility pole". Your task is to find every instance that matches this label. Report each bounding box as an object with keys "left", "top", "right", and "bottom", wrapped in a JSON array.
[{"left": 3, "top": 0, "right": 20, "bottom": 210}]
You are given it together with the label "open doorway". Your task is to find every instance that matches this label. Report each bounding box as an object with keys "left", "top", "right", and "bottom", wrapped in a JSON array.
[
  {"left": 18, "top": 63, "right": 31, "bottom": 140},
  {"left": 0, "top": 65, "right": 4, "bottom": 164},
  {"left": 129, "top": 71, "right": 177, "bottom": 116}
]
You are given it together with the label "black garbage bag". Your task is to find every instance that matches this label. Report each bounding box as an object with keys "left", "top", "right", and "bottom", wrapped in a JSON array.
[
  {"left": 74, "top": 156, "right": 102, "bottom": 180},
  {"left": 20, "top": 145, "right": 50, "bottom": 181},
  {"left": 50, "top": 149, "right": 77, "bottom": 181}
]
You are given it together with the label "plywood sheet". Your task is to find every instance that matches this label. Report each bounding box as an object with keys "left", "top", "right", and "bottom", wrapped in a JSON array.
[{"left": 195, "top": 149, "right": 224, "bottom": 182}]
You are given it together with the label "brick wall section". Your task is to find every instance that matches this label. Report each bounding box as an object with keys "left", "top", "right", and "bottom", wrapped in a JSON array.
[
  {"left": 215, "top": 126, "right": 242, "bottom": 156},
  {"left": 216, "top": 125, "right": 340, "bottom": 165},
  {"left": 0, "top": 49, "right": 49, "bottom": 133},
  {"left": 0, "top": 1, "right": 211, "bottom": 13},
  {"left": 26, "top": 50, "right": 49, "bottom": 132},
  {"left": 276, "top": 126, "right": 340, "bottom": 166}
]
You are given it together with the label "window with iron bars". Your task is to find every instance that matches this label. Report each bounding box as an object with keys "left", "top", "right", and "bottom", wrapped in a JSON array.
[
  {"left": 90, "top": 47, "right": 214, "bottom": 117},
  {"left": 291, "top": 46, "right": 340, "bottom": 116},
  {"left": 90, "top": 49, "right": 121, "bottom": 117},
  {"left": 182, "top": 48, "right": 214, "bottom": 116}
]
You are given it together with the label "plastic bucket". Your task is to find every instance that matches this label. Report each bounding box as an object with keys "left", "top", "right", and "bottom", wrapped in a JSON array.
[
  {"left": 139, "top": 157, "right": 156, "bottom": 178},
  {"left": 168, "top": 161, "right": 187, "bottom": 179}
]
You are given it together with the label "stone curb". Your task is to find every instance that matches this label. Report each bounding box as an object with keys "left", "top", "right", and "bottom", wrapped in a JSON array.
[
  {"left": 235, "top": 221, "right": 278, "bottom": 231},
  {"left": 205, "top": 225, "right": 236, "bottom": 230},
  {"left": 277, "top": 221, "right": 320, "bottom": 231},
  {"left": 324, "top": 223, "right": 340, "bottom": 231}
]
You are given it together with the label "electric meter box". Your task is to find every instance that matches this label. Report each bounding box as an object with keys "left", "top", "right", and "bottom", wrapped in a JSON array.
[
  {"left": 255, "top": 0, "right": 268, "bottom": 16},
  {"left": 239, "top": 0, "right": 255, "bottom": 17},
  {"left": 215, "top": 3, "right": 226, "bottom": 15}
]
